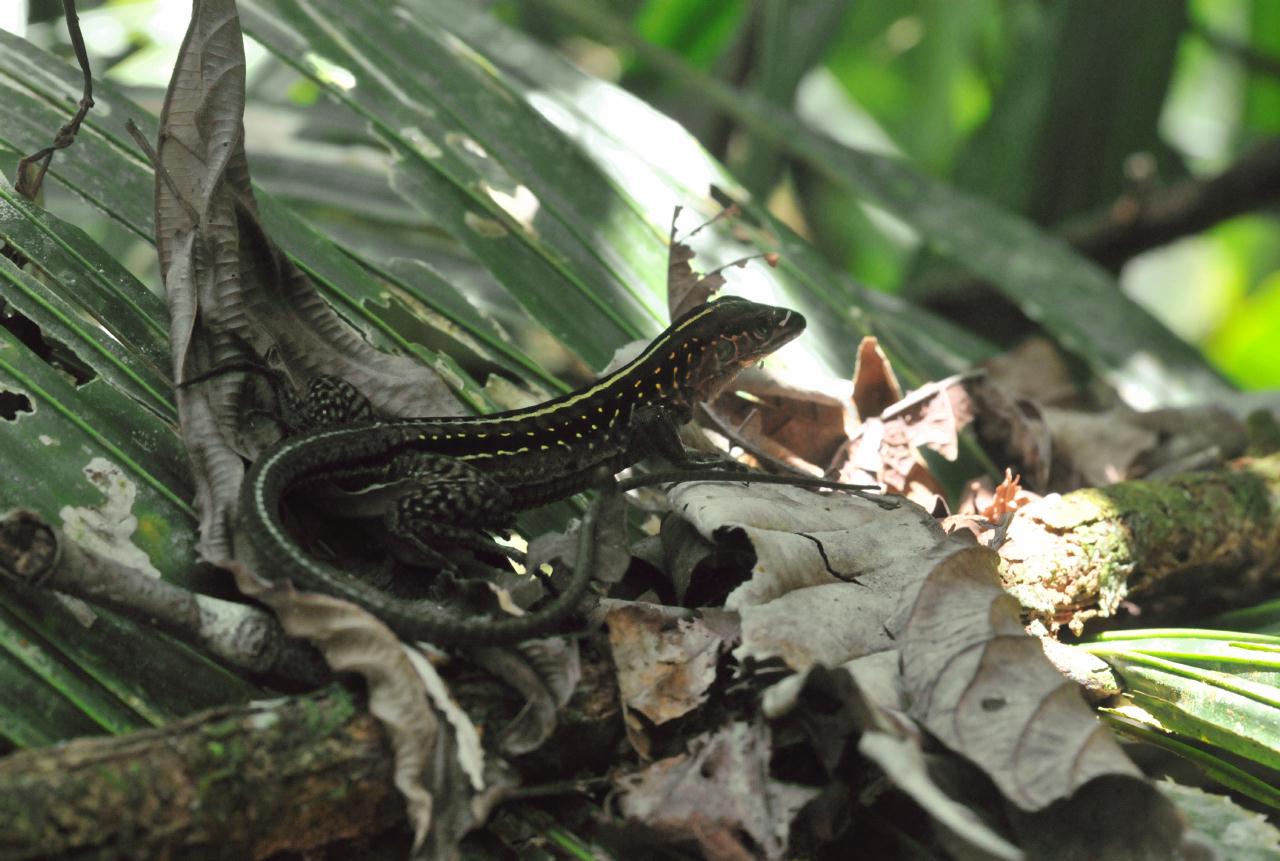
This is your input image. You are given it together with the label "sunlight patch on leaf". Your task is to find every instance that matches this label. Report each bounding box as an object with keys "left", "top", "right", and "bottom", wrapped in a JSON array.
[
  {"left": 301, "top": 50, "right": 356, "bottom": 91},
  {"left": 482, "top": 182, "right": 540, "bottom": 233}
]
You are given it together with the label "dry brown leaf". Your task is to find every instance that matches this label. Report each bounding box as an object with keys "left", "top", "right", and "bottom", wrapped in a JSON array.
[
  {"left": 614, "top": 721, "right": 818, "bottom": 860},
  {"left": 983, "top": 337, "right": 1084, "bottom": 408},
  {"left": 667, "top": 206, "right": 730, "bottom": 320},
  {"left": 897, "top": 545, "right": 1148, "bottom": 813},
  {"left": 667, "top": 482, "right": 944, "bottom": 670},
  {"left": 608, "top": 603, "right": 735, "bottom": 726},
  {"left": 964, "top": 375, "right": 1052, "bottom": 490},
  {"left": 830, "top": 374, "right": 977, "bottom": 509},
  {"left": 850, "top": 337, "right": 903, "bottom": 422},
  {"left": 703, "top": 368, "right": 848, "bottom": 474}
]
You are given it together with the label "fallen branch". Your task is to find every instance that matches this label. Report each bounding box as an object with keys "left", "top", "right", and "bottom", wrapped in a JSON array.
[
  {"left": 999, "top": 453, "right": 1280, "bottom": 632},
  {"left": 1061, "top": 138, "right": 1280, "bottom": 271},
  {"left": 0, "top": 510, "right": 326, "bottom": 683},
  {"left": 0, "top": 663, "right": 621, "bottom": 859}
]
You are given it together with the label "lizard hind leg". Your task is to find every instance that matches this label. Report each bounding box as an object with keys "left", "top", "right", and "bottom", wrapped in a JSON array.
[
  {"left": 290, "top": 375, "right": 376, "bottom": 430},
  {"left": 384, "top": 453, "right": 518, "bottom": 575}
]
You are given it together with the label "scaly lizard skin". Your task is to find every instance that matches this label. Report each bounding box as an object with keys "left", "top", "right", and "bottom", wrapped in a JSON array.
[{"left": 239, "top": 296, "right": 806, "bottom": 645}]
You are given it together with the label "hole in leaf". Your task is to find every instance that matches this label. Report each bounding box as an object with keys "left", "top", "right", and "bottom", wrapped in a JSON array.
[
  {"left": 0, "top": 304, "right": 95, "bottom": 386},
  {"left": 0, "top": 389, "right": 33, "bottom": 420}
]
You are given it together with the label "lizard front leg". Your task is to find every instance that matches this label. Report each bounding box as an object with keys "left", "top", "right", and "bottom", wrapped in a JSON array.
[{"left": 628, "top": 403, "right": 749, "bottom": 472}]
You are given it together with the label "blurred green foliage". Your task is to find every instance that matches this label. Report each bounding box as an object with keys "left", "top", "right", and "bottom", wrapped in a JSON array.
[
  {"left": 515, "top": 0, "right": 1280, "bottom": 389},
  {"left": 9, "top": 0, "right": 1280, "bottom": 390}
]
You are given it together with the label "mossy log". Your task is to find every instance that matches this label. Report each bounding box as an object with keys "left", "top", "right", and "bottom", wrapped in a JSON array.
[
  {"left": 999, "top": 453, "right": 1280, "bottom": 631},
  {"left": 0, "top": 650, "right": 621, "bottom": 860}
]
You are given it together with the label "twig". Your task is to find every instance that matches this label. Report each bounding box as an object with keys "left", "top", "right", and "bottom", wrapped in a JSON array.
[
  {"left": 0, "top": 509, "right": 327, "bottom": 683},
  {"left": 616, "top": 468, "right": 897, "bottom": 508},
  {"left": 0, "top": 651, "right": 625, "bottom": 857},
  {"left": 1060, "top": 137, "right": 1280, "bottom": 271},
  {"left": 15, "top": 0, "right": 95, "bottom": 201}
]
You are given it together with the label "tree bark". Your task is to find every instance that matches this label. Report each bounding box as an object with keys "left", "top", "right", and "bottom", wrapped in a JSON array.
[
  {"left": 0, "top": 649, "right": 622, "bottom": 860},
  {"left": 999, "top": 453, "right": 1280, "bottom": 631}
]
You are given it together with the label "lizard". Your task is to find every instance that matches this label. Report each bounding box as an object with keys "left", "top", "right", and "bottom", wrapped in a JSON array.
[{"left": 238, "top": 295, "right": 807, "bottom": 645}]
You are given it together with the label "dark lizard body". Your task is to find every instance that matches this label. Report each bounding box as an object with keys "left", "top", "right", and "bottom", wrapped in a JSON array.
[{"left": 240, "top": 296, "right": 806, "bottom": 645}]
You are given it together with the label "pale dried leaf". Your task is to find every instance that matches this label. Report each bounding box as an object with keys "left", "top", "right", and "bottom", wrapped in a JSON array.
[
  {"left": 898, "top": 546, "right": 1142, "bottom": 811},
  {"left": 615, "top": 721, "right": 817, "bottom": 860},
  {"left": 155, "top": 0, "right": 459, "bottom": 558},
  {"left": 668, "top": 482, "right": 943, "bottom": 670},
  {"left": 608, "top": 603, "right": 734, "bottom": 725},
  {"left": 223, "top": 562, "right": 438, "bottom": 853}
]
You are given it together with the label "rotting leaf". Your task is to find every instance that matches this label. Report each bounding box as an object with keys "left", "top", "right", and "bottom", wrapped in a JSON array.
[
  {"left": 608, "top": 602, "right": 737, "bottom": 726},
  {"left": 614, "top": 720, "right": 818, "bottom": 861},
  {"left": 702, "top": 368, "right": 849, "bottom": 475},
  {"left": 668, "top": 482, "right": 944, "bottom": 670},
  {"left": 666, "top": 205, "right": 730, "bottom": 321},
  {"left": 154, "top": 0, "right": 460, "bottom": 561},
  {"left": 850, "top": 337, "right": 902, "bottom": 422},
  {"left": 898, "top": 545, "right": 1148, "bottom": 813}
]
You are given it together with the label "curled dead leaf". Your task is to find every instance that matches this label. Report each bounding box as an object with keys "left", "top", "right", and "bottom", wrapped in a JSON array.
[
  {"left": 608, "top": 603, "right": 736, "bottom": 726},
  {"left": 898, "top": 545, "right": 1149, "bottom": 813},
  {"left": 668, "top": 482, "right": 944, "bottom": 669},
  {"left": 614, "top": 721, "right": 817, "bottom": 860}
]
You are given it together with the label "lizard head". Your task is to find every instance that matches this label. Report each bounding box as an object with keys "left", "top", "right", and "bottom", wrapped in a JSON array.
[{"left": 668, "top": 296, "right": 807, "bottom": 404}]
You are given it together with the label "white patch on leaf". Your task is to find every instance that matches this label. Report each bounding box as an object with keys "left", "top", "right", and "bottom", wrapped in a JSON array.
[{"left": 60, "top": 457, "right": 160, "bottom": 578}]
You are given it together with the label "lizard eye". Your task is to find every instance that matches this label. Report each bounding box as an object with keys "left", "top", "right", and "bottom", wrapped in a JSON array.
[
  {"left": 715, "top": 340, "right": 736, "bottom": 363},
  {"left": 750, "top": 321, "right": 772, "bottom": 339}
]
